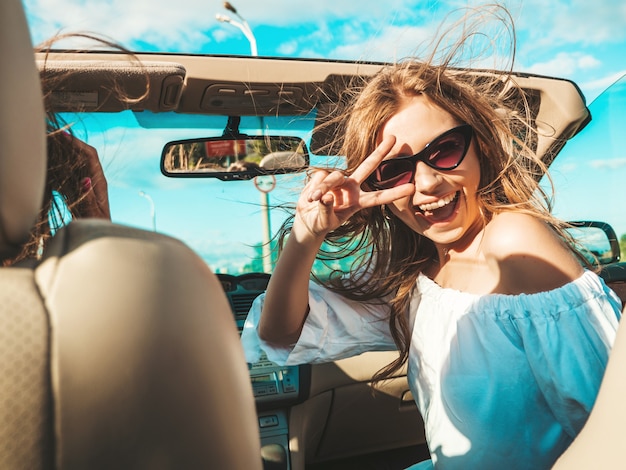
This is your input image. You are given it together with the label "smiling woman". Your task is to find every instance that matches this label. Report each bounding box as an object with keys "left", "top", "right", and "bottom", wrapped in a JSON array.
[
  {"left": 241, "top": 5, "right": 623, "bottom": 469},
  {"left": 23, "top": 0, "right": 626, "bottom": 468}
]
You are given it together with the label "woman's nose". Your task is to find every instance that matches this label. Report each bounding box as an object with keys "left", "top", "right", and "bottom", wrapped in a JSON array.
[{"left": 412, "top": 161, "right": 442, "bottom": 194}]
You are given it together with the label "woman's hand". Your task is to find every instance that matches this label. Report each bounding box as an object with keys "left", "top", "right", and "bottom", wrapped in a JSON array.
[
  {"left": 293, "top": 135, "right": 414, "bottom": 240},
  {"left": 259, "top": 135, "right": 415, "bottom": 344},
  {"left": 69, "top": 135, "right": 111, "bottom": 220}
]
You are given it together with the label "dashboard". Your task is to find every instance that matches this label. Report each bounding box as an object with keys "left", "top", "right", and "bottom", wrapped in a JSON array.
[
  {"left": 215, "top": 272, "right": 427, "bottom": 469},
  {"left": 217, "top": 272, "right": 308, "bottom": 469}
]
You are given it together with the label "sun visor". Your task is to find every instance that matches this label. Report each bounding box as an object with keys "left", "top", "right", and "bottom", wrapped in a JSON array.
[{"left": 37, "top": 56, "right": 186, "bottom": 112}]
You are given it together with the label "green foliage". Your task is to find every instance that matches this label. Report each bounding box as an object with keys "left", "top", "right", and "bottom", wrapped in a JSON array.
[
  {"left": 242, "top": 240, "right": 280, "bottom": 274},
  {"left": 312, "top": 255, "right": 359, "bottom": 280},
  {"left": 242, "top": 237, "right": 367, "bottom": 279},
  {"left": 311, "top": 239, "right": 370, "bottom": 281}
]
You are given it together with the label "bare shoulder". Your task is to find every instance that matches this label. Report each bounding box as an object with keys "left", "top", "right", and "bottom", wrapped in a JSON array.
[
  {"left": 484, "top": 212, "right": 563, "bottom": 254},
  {"left": 482, "top": 212, "right": 584, "bottom": 294}
]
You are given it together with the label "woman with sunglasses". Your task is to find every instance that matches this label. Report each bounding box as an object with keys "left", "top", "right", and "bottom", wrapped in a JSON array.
[{"left": 241, "top": 11, "right": 621, "bottom": 470}]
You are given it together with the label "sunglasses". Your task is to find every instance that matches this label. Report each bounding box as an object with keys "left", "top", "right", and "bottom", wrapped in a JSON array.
[{"left": 366, "top": 124, "right": 473, "bottom": 190}]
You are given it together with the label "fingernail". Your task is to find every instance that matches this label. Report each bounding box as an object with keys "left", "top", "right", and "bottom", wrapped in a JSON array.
[{"left": 81, "top": 177, "right": 92, "bottom": 192}]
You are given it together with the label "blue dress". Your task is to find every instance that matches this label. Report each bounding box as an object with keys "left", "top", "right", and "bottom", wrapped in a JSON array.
[{"left": 241, "top": 270, "right": 621, "bottom": 469}]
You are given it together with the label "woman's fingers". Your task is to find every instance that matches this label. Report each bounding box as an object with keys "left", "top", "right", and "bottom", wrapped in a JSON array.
[
  {"left": 62, "top": 132, "right": 112, "bottom": 220},
  {"left": 300, "top": 134, "right": 413, "bottom": 227},
  {"left": 307, "top": 169, "right": 346, "bottom": 202},
  {"left": 361, "top": 182, "right": 415, "bottom": 208},
  {"left": 349, "top": 135, "right": 396, "bottom": 184},
  {"left": 82, "top": 143, "right": 111, "bottom": 219},
  {"left": 306, "top": 134, "right": 397, "bottom": 203},
  {"left": 79, "top": 175, "right": 111, "bottom": 220}
]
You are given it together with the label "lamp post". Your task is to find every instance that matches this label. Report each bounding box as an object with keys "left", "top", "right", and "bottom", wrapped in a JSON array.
[
  {"left": 215, "top": 2, "right": 257, "bottom": 56},
  {"left": 254, "top": 176, "right": 276, "bottom": 273},
  {"left": 138, "top": 190, "right": 156, "bottom": 232},
  {"left": 217, "top": 3, "right": 274, "bottom": 271}
]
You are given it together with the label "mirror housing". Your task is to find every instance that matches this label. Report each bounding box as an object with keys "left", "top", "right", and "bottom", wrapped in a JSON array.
[
  {"left": 567, "top": 221, "right": 620, "bottom": 266},
  {"left": 161, "top": 135, "right": 309, "bottom": 181}
]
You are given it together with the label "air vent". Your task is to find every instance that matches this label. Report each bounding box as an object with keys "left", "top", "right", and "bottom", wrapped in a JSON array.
[
  {"left": 231, "top": 292, "right": 262, "bottom": 315},
  {"left": 229, "top": 292, "right": 263, "bottom": 331},
  {"left": 217, "top": 273, "right": 268, "bottom": 332}
]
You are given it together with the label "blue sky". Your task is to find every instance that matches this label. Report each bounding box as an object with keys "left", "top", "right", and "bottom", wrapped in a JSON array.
[
  {"left": 23, "top": 0, "right": 626, "bottom": 103},
  {"left": 22, "top": 0, "right": 626, "bottom": 270}
]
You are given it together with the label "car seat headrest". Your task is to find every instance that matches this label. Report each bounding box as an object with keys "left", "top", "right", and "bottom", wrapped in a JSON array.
[{"left": 0, "top": 0, "right": 47, "bottom": 260}]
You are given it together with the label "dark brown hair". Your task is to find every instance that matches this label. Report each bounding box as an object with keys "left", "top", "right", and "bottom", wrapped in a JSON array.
[{"left": 4, "top": 33, "right": 147, "bottom": 266}]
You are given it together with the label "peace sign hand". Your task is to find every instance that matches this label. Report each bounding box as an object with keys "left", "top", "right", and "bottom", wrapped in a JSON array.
[{"left": 293, "top": 135, "right": 415, "bottom": 241}]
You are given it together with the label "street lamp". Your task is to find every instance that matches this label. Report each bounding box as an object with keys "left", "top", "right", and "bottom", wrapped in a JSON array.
[
  {"left": 215, "top": 2, "right": 258, "bottom": 56},
  {"left": 217, "top": 3, "right": 274, "bottom": 271},
  {"left": 254, "top": 175, "right": 276, "bottom": 273},
  {"left": 138, "top": 190, "right": 156, "bottom": 232}
]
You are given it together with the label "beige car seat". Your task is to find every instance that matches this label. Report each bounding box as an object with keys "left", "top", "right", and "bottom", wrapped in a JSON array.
[{"left": 0, "top": 0, "right": 262, "bottom": 468}]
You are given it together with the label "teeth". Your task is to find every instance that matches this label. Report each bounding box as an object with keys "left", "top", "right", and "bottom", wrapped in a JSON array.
[{"left": 418, "top": 192, "right": 457, "bottom": 212}]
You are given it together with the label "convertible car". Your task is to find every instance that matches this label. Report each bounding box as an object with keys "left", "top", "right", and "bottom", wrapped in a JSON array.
[{"left": 3, "top": 0, "right": 626, "bottom": 467}]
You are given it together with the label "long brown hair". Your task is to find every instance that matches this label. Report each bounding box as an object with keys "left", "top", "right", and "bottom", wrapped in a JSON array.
[{"left": 278, "top": 5, "right": 585, "bottom": 384}]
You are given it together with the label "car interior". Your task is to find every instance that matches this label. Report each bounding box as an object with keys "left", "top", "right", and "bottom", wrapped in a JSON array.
[
  {"left": 3, "top": 0, "right": 626, "bottom": 468},
  {"left": 1, "top": 1, "right": 261, "bottom": 468}
]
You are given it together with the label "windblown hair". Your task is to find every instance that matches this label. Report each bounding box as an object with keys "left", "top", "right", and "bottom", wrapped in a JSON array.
[
  {"left": 4, "top": 33, "right": 147, "bottom": 266},
  {"left": 277, "top": 5, "right": 587, "bottom": 385}
]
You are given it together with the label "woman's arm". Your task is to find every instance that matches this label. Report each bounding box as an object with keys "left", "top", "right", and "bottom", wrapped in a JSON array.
[
  {"left": 258, "top": 136, "right": 414, "bottom": 347},
  {"left": 258, "top": 213, "right": 325, "bottom": 345}
]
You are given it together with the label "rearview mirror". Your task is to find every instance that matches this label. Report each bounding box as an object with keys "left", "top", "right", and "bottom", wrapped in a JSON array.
[
  {"left": 161, "top": 135, "right": 309, "bottom": 180},
  {"left": 566, "top": 221, "right": 620, "bottom": 265}
]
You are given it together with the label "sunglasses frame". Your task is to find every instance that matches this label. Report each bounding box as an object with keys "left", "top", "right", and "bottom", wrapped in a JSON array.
[{"left": 366, "top": 124, "right": 474, "bottom": 190}]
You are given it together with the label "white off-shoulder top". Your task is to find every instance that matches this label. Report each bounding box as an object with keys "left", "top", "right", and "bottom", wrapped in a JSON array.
[{"left": 241, "top": 270, "right": 621, "bottom": 469}]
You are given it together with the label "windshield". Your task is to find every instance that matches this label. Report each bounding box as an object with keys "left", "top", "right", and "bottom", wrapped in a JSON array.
[
  {"left": 543, "top": 74, "right": 626, "bottom": 254},
  {"left": 65, "top": 74, "right": 625, "bottom": 276},
  {"left": 62, "top": 111, "right": 329, "bottom": 274}
]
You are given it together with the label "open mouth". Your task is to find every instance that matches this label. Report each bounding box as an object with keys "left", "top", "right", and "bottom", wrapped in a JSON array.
[{"left": 416, "top": 191, "right": 460, "bottom": 222}]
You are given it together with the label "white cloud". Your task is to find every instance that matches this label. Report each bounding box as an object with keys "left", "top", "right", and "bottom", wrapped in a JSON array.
[
  {"left": 24, "top": 0, "right": 425, "bottom": 45},
  {"left": 517, "top": 0, "right": 626, "bottom": 47},
  {"left": 23, "top": 0, "right": 626, "bottom": 52},
  {"left": 23, "top": 0, "right": 626, "bottom": 102},
  {"left": 552, "top": 162, "right": 579, "bottom": 174},
  {"left": 205, "top": 0, "right": 426, "bottom": 27},
  {"left": 580, "top": 70, "right": 626, "bottom": 102},
  {"left": 24, "top": 0, "right": 468, "bottom": 58},
  {"left": 329, "top": 24, "right": 436, "bottom": 62},
  {"left": 24, "top": 0, "right": 219, "bottom": 51},
  {"left": 212, "top": 29, "right": 231, "bottom": 43},
  {"left": 276, "top": 40, "right": 298, "bottom": 56},
  {"left": 524, "top": 52, "right": 602, "bottom": 77},
  {"left": 589, "top": 158, "right": 626, "bottom": 170}
]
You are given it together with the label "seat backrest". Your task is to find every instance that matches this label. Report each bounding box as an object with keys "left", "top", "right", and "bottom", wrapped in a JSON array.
[{"left": 0, "top": 1, "right": 262, "bottom": 468}]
